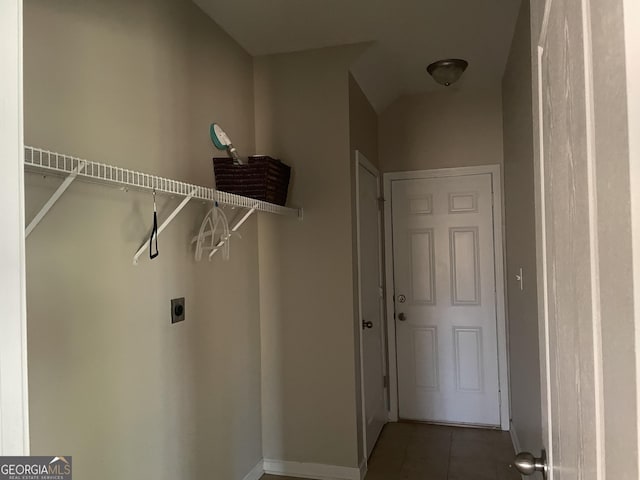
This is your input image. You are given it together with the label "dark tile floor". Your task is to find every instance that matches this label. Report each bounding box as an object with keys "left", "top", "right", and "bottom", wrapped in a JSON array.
[{"left": 262, "top": 422, "right": 520, "bottom": 480}]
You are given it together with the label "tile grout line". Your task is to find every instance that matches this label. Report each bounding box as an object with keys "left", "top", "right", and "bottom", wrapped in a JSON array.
[
  {"left": 446, "top": 431, "right": 453, "bottom": 480},
  {"left": 398, "top": 431, "right": 409, "bottom": 475}
]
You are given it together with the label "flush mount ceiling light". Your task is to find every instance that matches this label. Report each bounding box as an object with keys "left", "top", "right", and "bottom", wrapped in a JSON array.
[{"left": 426, "top": 59, "right": 469, "bottom": 86}]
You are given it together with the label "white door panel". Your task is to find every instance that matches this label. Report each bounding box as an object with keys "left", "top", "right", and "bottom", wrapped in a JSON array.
[
  {"left": 533, "top": 0, "right": 603, "bottom": 477},
  {"left": 392, "top": 173, "right": 500, "bottom": 426},
  {"left": 356, "top": 156, "right": 386, "bottom": 458}
]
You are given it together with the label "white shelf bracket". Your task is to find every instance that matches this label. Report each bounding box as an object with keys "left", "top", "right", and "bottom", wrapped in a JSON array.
[
  {"left": 133, "top": 188, "right": 198, "bottom": 265},
  {"left": 208, "top": 206, "right": 257, "bottom": 260},
  {"left": 25, "top": 161, "right": 86, "bottom": 238}
]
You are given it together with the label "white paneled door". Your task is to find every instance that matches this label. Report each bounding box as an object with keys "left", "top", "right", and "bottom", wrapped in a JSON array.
[
  {"left": 356, "top": 153, "right": 387, "bottom": 458},
  {"left": 530, "top": 0, "right": 607, "bottom": 477},
  {"left": 391, "top": 172, "right": 501, "bottom": 426}
]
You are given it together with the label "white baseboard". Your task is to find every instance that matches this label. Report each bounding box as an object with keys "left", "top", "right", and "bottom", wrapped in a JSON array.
[
  {"left": 242, "top": 460, "right": 264, "bottom": 480},
  {"left": 508, "top": 424, "right": 526, "bottom": 480},
  {"left": 262, "top": 458, "right": 361, "bottom": 480},
  {"left": 358, "top": 458, "right": 367, "bottom": 480},
  {"left": 509, "top": 422, "right": 521, "bottom": 453}
]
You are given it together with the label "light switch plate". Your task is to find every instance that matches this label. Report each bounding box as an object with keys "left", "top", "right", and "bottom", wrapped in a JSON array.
[
  {"left": 171, "top": 297, "right": 185, "bottom": 324},
  {"left": 515, "top": 267, "right": 524, "bottom": 291}
]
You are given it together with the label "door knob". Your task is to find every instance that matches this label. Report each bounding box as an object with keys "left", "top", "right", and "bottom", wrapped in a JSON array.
[
  {"left": 362, "top": 320, "right": 373, "bottom": 329},
  {"left": 514, "top": 450, "right": 547, "bottom": 479},
  {"left": 398, "top": 312, "right": 407, "bottom": 321}
]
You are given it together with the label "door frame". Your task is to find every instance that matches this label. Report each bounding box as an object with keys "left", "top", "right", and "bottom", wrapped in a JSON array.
[
  {"left": 624, "top": 0, "right": 640, "bottom": 454},
  {"left": 383, "top": 164, "right": 509, "bottom": 430},
  {"left": 0, "top": 0, "right": 30, "bottom": 455},
  {"left": 355, "top": 150, "right": 387, "bottom": 464}
]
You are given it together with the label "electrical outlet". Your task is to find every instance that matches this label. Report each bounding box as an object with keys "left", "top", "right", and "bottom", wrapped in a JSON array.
[{"left": 171, "top": 297, "right": 185, "bottom": 324}]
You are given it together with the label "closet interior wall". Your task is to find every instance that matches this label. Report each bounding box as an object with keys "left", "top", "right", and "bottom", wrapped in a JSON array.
[{"left": 23, "top": 1, "right": 262, "bottom": 479}]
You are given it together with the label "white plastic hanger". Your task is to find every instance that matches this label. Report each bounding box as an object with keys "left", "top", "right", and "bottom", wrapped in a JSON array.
[{"left": 194, "top": 202, "right": 232, "bottom": 261}]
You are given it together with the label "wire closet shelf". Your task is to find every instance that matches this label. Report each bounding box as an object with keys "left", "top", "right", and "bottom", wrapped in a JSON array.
[{"left": 24, "top": 146, "right": 301, "bottom": 218}]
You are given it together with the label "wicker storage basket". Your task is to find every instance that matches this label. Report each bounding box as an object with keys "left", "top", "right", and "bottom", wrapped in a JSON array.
[{"left": 213, "top": 156, "right": 291, "bottom": 206}]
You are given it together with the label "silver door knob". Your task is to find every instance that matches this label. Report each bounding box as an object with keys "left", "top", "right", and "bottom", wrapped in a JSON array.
[
  {"left": 398, "top": 312, "right": 407, "bottom": 321},
  {"left": 514, "top": 450, "right": 547, "bottom": 479}
]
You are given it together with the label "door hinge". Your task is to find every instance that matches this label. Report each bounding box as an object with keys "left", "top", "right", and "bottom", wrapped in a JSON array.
[
  {"left": 383, "top": 375, "right": 389, "bottom": 389},
  {"left": 378, "top": 197, "right": 385, "bottom": 210}
]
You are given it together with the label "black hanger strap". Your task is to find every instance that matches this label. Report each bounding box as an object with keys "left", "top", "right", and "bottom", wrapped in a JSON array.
[{"left": 150, "top": 191, "right": 159, "bottom": 259}]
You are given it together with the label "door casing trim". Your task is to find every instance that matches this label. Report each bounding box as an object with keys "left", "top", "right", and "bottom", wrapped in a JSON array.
[
  {"left": 0, "top": 0, "right": 30, "bottom": 455},
  {"left": 383, "top": 164, "right": 509, "bottom": 430}
]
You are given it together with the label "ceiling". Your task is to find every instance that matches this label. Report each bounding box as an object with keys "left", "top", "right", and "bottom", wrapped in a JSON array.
[{"left": 193, "top": 0, "right": 521, "bottom": 112}]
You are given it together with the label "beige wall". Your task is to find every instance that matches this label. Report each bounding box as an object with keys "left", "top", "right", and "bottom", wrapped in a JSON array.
[
  {"left": 349, "top": 73, "right": 379, "bottom": 168},
  {"left": 24, "top": 1, "right": 262, "bottom": 479},
  {"left": 379, "top": 87, "right": 504, "bottom": 172},
  {"left": 501, "top": 0, "right": 542, "bottom": 454},
  {"left": 255, "top": 45, "right": 365, "bottom": 468}
]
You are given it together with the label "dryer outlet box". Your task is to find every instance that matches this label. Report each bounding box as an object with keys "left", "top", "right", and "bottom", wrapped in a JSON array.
[{"left": 171, "top": 297, "right": 185, "bottom": 324}]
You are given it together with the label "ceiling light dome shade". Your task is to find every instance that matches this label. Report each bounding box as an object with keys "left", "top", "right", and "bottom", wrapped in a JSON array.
[{"left": 427, "top": 59, "right": 469, "bottom": 86}]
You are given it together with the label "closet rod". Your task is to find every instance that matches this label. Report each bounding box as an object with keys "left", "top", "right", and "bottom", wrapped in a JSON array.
[{"left": 24, "top": 146, "right": 302, "bottom": 218}]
